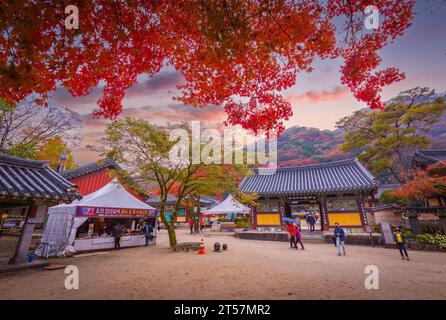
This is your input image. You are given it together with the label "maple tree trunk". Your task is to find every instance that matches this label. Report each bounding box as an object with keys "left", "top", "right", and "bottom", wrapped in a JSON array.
[
  {"left": 159, "top": 201, "right": 177, "bottom": 247},
  {"left": 166, "top": 225, "right": 177, "bottom": 248}
]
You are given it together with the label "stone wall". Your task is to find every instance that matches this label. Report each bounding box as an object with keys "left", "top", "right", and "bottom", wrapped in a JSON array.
[
  {"left": 235, "top": 231, "right": 288, "bottom": 242},
  {"left": 323, "top": 233, "right": 383, "bottom": 246}
]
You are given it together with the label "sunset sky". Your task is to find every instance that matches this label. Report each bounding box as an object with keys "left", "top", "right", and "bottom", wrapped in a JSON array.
[{"left": 52, "top": 1, "right": 446, "bottom": 165}]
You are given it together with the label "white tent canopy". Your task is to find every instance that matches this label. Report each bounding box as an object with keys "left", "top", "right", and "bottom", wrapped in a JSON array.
[
  {"left": 203, "top": 195, "right": 250, "bottom": 215},
  {"left": 36, "top": 180, "right": 157, "bottom": 256}
]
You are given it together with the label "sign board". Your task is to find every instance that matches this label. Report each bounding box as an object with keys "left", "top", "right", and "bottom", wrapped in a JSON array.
[
  {"left": 380, "top": 221, "right": 394, "bottom": 244},
  {"left": 26, "top": 217, "right": 44, "bottom": 224},
  {"left": 76, "top": 206, "right": 157, "bottom": 218}
]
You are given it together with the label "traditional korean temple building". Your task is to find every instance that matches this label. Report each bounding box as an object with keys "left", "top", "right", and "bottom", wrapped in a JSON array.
[
  {"left": 0, "top": 154, "right": 79, "bottom": 263},
  {"left": 411, "top": 149, "right": 446, "bottom": 208},
  {"left": 404, "top": 149, "right": 446, "bottom": 233},
  {"left": 239, "top": 158, "right": 379, "bottom": 232},
  {"left": 413, "top": 149, "right": 446, "bottom": 170},
  {"left": 60, "top": 159, "right": 147, "bottom": 200}
]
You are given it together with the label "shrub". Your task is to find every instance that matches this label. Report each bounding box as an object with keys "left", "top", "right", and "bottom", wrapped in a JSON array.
[
  {"left": 235, "top": 219, "right": 251, "bottom": 228},
  {"left": 415, "top": 233, "right": 446, "bottom": 249}
]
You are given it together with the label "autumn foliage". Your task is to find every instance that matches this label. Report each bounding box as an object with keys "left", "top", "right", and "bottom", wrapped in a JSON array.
[
  {"left": 0, "top": 0, "right": 414, "bottom": 135},
  {"left": 393, "top": 161, "right": 446, "bottom": 203}
]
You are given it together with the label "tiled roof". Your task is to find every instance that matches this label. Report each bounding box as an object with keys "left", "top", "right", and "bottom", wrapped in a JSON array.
[
  {"left": 413, "top": 149, "right": 446, "bottom": 166},
  {"left": 60, "top": 159, "right": 120, "bottom": 179},
  {"left": 364, "top": 204, "right": 397, "bottom": 212},
  {"left": 147, "top": 195, "right": 179, "bottom": 206},
  {"left": 0, "top": 154, "right": 80, "bottom": 201},
  {"left": 239, "top": 158, "right": 378, "bottom": 196},
  {"left": 61, "top": 159, "right": 148, "bottom": 197},
  {"left": 147, "top": 195, "right": 217, "bottom": 206}
]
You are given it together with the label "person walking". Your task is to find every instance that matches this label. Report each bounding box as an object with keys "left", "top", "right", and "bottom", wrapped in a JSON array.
[
  {"left": 199, "top": 219, "right": 205, "bottom": 233},
  {"left": 287, "top": 223, "right": 298, "bottom": 249},
  {"left": 307, "top": 214, "right": 316, "bottom": 232},
  {"left": 113, "top": 224, "right": 122, "bottom": 250},
  {"left": 334, "top": 223, "right": 346, "bottom": 256},
  {"left": 296, "top": 225, "right": 305, "bottom": 250},
  {"left": 189, "top": 218, "right": 194, "bottom": 234},
  {"left": 393, "top": 227, "right": 410, "bottom": 260},
  {"left": 143, "top": 221, "right": 153, "bottom": 247}
]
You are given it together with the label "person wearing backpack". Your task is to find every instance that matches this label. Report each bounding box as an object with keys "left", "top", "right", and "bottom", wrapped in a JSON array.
[{"left": 393, "top": 227, "right": 410, "bottom": 260}]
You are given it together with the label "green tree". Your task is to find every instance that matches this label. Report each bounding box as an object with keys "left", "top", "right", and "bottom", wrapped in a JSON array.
[
  {"left": 337, "top": 87, "right": 446, "bottom": 183},
  {"left": 95, "top": 118, "right": 254, "bottom": 247}
]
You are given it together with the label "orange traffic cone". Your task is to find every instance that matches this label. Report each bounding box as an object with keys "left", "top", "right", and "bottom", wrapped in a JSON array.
[{"left": 198, "top": 238, "right": 205, "bottom": 255}]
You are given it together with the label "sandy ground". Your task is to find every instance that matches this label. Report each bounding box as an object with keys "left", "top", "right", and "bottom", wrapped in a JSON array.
[{"left": 1, "top": 229, "right": 446, "bottom": 300}]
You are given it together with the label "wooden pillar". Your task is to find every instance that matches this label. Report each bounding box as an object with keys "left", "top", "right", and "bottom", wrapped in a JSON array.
[{"left": 319, "top": 196, "right": 329, "bottom": 231}]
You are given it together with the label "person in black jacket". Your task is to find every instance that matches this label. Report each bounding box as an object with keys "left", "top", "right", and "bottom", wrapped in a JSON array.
[
  {"left": 113, "top": 224, "right": 122, "bottom": 249},
  {"left": 143, "top": 222, "right": 153, "bottom": 247},
  {"left": 307, "top": 214, "right": 316, "bottom": 232}
]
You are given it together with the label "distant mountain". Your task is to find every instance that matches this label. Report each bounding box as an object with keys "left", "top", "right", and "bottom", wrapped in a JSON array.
[
  {"left": 277, "top": 92, "right": 446, "bottom": 166},
  {"left": 277, "top": 126, "right": 353, "bottom": 166}
]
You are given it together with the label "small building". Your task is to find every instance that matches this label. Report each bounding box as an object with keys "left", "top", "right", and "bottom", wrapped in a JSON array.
[
  {"left": 413, "top": 149, "right": 446, "bottom": 170},
  {"left": 0, "top": 155, "right": 79, "bottom": 264},
  {"left": 147, "top": 195, "right": 188, "bottom": 223},
  {"left": 412, "top": 149, "right": 446, "bottom": 208},
  {"left": 404, "top": 149, "right": 446, "bottom": 233},
  {"left": 147, "top": 195, "right": 216, "bottom": 224},
  {"left": 239, "top": 158, "right": 379, "bottom": 232},
  {"left": 60, "top": 159, "right": 147, "bottom": 201}
]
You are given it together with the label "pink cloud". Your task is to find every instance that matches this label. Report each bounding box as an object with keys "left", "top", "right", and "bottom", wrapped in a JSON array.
[
  {"left": 287, "top": 86, "right": 350, "bottom": 104},
  {"left": 51, "top": 71, "right": 184, "bottom": 108}
]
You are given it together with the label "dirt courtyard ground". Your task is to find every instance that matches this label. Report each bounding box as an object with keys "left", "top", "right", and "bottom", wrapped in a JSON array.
[{"left": 1, "top": 229, "right": 446, "bottom": 300}]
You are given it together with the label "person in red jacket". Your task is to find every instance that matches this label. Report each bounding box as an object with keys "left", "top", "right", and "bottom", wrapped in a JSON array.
[
  {"left": 188, "top": 219, "right": 194, "bottom": 234},
  {"left": 200, "top": 219, "right": 205, "bottom": 233},
  {"left": 287, "top": 223, "right": 298, "bottom": 249}
]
